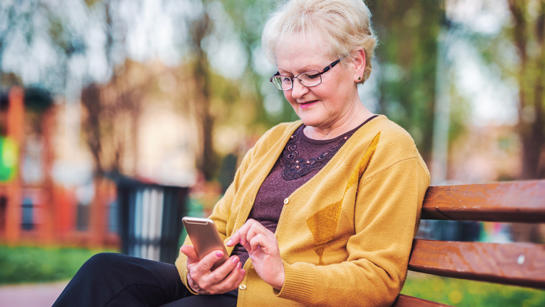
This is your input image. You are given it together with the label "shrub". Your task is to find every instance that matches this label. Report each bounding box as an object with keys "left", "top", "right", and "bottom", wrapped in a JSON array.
[{"left": 0, "top": 245, "right": 110, "bottom": 284}]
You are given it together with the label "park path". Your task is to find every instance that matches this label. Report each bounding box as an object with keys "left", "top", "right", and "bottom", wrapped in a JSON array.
[{"left": 0, "top": 281, "right": 67, "bottom": 307}]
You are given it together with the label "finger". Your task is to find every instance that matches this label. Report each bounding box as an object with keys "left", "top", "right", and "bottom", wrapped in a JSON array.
[
  {"left": 240, "top": 219, "right": 263, "bottom": 246},
  {"left": 237, "top": 229, "right": 253, "bottom": 252},
  {"left": 196, "top": 249, "right": 227, "bottom": 274},
  {"left": 180, "top": 245, "right": 199, "bottom": 263},
  {"left": 220, "top": 262, "right": 246, "bottom": 290},
  {"left": 249, "top": 233, "right": 267, "bottom": 252},
  {"left": 209, "top": 261, "right": 246, "bottom": 294},
  {"left": 246, "top": 223, "right": 261, "bottom": 240},
  {"left": 226, "top": 231, "right": 241, "bottom": 247},
  {"left": 232, "top": 265, "right": 246, "bottom": 288},
  {"left": 189, "top": 249, "right": 228, "bottom": 290},
  {"left": 201, "top": 256, "right": 239, "bottom": 288},
  {"left": 227, "top": 220, "right": 254, "bottom": 246},
  {"left": 240, "top": 239, "right": 252, "bottom": 255},
  {"left": 245, "top": 222, "right": 271, "bottom": 251}
]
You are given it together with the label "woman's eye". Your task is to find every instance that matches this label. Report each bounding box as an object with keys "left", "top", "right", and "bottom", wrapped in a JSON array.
[{"left": 305, "top": 73, "right": 320, "bottom": 79}]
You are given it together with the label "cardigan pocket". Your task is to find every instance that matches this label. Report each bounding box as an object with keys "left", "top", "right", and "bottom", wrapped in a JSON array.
[
  {"left": 306, "top": 200, "right": 342, "bottom": 264},
  {"left": 305, "top": 132, "right": 380, "bottom": 264}
]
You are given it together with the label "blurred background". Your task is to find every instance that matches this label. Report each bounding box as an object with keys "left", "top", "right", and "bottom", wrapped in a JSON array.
[{"left": 0, "top": 0, "right": 544, "bottom": 306}]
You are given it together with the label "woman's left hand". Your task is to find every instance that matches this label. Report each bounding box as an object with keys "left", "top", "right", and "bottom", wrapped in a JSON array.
[{"left": 226, "top": 219, "right": 285, "bottom": 290}]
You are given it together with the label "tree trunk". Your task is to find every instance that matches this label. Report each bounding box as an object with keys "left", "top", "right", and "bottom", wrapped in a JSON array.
[
  {"left": 508, "top": 0, "right": 545, "bottom": 243},
  {"left": 508, "top": 0, "right": 545, "bottom": 179},
  {"left": 81, "top": 83, "right": 104, "bottom": 175},
  {"left": 190, "top": 7, "right": 217, "bottom": 181}
]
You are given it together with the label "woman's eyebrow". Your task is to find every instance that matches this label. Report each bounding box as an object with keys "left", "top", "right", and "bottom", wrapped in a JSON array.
[{"left": 277, "top": 64, "right": 320, "bottom": 74}]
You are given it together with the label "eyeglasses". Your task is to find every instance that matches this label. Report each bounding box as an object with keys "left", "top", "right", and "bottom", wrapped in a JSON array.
[{"left": 270, "top": 58, "right": 341, "bottom": 91}]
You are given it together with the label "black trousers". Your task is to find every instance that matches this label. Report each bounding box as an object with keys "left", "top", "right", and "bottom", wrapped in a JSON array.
[{"left": 53, "top": 253, "right": 237, "bottom": 307}]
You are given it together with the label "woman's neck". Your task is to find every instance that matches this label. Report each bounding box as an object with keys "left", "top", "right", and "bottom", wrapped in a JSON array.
[{"left": 303, "top": 102, "right": 373, "bottom": 140}]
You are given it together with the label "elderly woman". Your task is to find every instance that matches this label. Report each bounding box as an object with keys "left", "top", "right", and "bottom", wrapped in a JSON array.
[{"left": 54, "top": 0, "right": 429, "bottom": 306}]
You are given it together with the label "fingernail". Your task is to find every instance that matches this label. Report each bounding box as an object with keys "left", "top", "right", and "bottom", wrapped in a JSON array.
[
  {"left": 216, "top": 251, "right": 223, "bottom": 258},
  {"left": 226, "top": 240, "right": 232, "bottom": 246},
  {"left": 231, "top": 257, "right": 239, "bottom": 263}
]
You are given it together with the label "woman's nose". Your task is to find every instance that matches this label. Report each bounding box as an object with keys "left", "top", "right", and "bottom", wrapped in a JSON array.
[{"left": 290, "top": 78, "right": 309, "bottom": 99}]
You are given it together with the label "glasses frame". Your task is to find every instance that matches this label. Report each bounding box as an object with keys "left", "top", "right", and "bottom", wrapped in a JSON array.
[{"left": 270, "top": 58, "right": 341, "bottom": 91}]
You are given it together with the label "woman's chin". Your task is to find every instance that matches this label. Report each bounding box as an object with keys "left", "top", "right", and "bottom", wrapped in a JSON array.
[
  {"left": 296, "top": 109, "right": 322, "bottom": 126},
  {"left": 298, "top": 116, "right": 322, "bottom": 128}
]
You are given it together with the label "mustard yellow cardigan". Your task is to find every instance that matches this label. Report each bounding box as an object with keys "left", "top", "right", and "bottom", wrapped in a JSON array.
[{"left": 175, "top": 115, "right": 430, "bottom": 306}]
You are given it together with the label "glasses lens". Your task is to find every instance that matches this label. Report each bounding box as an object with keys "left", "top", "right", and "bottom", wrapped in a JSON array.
[
  {"left": 272, "top": 75, "right": 292, "bottom": 90},
  {"left": 299, "top": 71, "right": 322, "bottom": 87}
]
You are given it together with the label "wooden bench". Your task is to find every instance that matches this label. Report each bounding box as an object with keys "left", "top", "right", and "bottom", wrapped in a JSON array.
[{"left": 394, "top": 180, "right": 545, "bottom": 306}]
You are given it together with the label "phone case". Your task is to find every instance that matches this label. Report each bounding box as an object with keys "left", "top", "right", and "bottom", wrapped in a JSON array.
[{"left": 182, "top": 217, "right": 228, "bottom": 268}]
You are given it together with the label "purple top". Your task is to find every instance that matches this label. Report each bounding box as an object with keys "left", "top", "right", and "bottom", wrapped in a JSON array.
[{"left": 231, "top": 116, "right": 377, "bottom": 265}]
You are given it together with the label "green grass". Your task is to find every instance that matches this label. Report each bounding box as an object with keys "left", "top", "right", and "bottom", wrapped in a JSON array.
[
  {"left": 402, "top": 271, "right": 545, "bottom": 306},
  {"left": 0, "top": 245, "right": 111, "bottom": 285}
]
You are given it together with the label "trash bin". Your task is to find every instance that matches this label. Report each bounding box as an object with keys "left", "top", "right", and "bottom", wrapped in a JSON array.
[{"left": 116, "top": 180, "right": 189, "bottom": 263}]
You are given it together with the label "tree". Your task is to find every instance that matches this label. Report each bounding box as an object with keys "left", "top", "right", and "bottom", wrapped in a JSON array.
[
  {"left": 188, "top": 1, "right": 217, "bottom": 181},
  {"left": 222, "top": 0, "right": 295, "bottom": 127},
  {"left": 507, "top": 0, "right": 545, "bottom": 179},
  {"left": 367, "top": 0, "right": 443, "bottom": 161}
]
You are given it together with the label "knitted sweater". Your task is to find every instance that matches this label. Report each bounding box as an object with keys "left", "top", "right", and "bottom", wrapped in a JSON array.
[{"left": 175, "top": 115, "right": 430, "bottom": 306}]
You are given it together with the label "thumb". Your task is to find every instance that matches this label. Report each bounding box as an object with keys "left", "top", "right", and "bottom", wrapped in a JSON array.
[{"left": 180, "top": 245, "right": 199, "bottom": 263}]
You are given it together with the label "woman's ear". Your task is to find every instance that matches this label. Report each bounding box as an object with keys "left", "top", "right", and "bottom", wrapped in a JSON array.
[{"left": 351, "top": 49, "right": 366, "bottom": 82}]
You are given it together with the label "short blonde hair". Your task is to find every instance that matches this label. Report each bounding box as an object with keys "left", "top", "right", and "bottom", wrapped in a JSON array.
[{"left": 262, "top": 0, "right": 377, "bottom": 82}]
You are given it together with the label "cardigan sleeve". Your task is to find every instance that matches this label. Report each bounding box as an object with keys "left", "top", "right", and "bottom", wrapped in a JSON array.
[
  {"left": 174, "top": 145, "right": 255, "bottom": 292},
  {"left": 276, "top": 156, "right": 430, "bottom": 306},
  {"left": 174, "top": 122, "right": 295, "bottom": 292}
]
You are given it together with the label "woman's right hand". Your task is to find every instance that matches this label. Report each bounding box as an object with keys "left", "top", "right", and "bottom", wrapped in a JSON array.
[{"left": 180, "top": 245, "right": 246, "bottom": 295}]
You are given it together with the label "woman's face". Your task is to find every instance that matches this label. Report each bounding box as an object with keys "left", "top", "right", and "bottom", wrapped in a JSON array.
[{"left": 274, "top": 32, "right": 359, "bottom": 130}]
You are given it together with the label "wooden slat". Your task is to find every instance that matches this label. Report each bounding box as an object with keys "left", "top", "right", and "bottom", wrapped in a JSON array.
[
  {"left": 408, "top": 239, "right": 545, "bottom": 289},
  {"left": 393, "top": 294, "right": 451, "bottom": 307},
  {"left": 421, "top": 180, "right": 545, "bottom": 222}
]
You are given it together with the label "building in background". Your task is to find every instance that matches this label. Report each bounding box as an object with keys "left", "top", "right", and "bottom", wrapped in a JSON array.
[{"left": 0, "top": 61, "right": 200, "bottom": 248}]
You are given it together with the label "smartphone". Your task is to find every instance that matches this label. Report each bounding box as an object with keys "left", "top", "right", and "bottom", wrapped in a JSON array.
[{"left": 182, "top": 217, "right": 228, "bottom": 269}]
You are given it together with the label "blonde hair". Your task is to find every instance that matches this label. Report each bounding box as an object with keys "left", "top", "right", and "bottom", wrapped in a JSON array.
[{"left": 262, "top": 0, "right": 377, "bottom": 82}]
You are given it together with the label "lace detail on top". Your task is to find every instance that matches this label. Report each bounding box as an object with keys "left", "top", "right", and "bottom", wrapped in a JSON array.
[
  {"left": 281, "top": 128, "right": 352, "bottom": 181},
  {"left": 281, "top": 116, "right": 378, "bottom": 181}
]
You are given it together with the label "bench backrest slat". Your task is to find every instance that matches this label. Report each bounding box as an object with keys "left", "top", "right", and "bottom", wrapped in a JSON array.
[
  {"left": 422, "top": 181, "right": 545, "bottom": 222},
  {"left": 408, "top": 239, "right": 545, "bottom": 289},
  {"left": 394, "top": 180, "right": 545, "bottom": 307}
]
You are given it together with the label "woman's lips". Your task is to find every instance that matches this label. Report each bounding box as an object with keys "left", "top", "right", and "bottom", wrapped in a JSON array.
[{"left": 298, "top": 100, "right": 318, "bottom": 108}]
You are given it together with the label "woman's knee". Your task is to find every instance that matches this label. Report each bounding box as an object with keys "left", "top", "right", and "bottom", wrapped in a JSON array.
[
  {"left": 86, "top": 252, "right": 123, "bottom": 265},
  {"left": 80, "top": 252, "right": 125, "bottom": 277}
]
